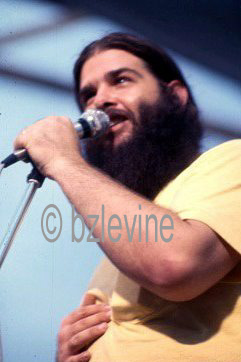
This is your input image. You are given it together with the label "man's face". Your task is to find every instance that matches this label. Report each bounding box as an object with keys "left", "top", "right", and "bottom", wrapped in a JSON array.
[
  {"left": 78, "top": 48, "right": 200, "bottom": 199},
  {"left": 79, "top": 49, "right": 161, "bottom": 148}
]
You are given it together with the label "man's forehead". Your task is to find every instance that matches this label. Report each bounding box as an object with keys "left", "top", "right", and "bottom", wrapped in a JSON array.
[{"left": 80, "top": 49, "right": 146, "bottom": 86}]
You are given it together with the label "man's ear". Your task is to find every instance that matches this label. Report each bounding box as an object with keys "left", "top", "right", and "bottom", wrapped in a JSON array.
[{"left": 167, "top": 80, "right": 189, "bottom": 106}]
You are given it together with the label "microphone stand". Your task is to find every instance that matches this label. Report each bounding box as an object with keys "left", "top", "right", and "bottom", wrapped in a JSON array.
[
  {"left": 0, "top": 110, "right": 111, "bottom": 268},
  {"left": 0, "top": 167, "right": 44, "bottom": 268}
]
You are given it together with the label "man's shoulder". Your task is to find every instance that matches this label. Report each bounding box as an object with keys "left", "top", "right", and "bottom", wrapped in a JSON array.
[
  {"left": 155, "top": 139, "right": 241, "bottom": 203},
  {"left": 199, "top": 139, "right": 241, "bottom": 161},
  {"left": 184, "top": 139, "right": 241, "bottom": 175}
]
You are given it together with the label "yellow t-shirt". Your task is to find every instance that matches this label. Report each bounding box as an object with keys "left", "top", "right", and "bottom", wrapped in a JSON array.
[{"left": 88, "top": 139, "right": 241, "bottom": 362}]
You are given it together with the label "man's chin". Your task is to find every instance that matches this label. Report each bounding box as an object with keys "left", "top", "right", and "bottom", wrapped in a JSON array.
[{"left": 106, "top": 119, "right": 134, "bottom": 147}]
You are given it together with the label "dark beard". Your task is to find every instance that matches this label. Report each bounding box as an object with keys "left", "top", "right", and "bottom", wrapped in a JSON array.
[{"left": 83, "top": 89, "right": 202, "bottom": 200}]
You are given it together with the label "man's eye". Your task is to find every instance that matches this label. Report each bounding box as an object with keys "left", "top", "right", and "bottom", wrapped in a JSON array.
[{"left": 116, "top": 76, "right": 131, "bottom": 84}]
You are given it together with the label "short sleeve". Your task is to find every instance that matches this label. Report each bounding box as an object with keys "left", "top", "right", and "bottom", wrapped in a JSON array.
[{"left": 167, "top": 140, "right": 241, "bottom": 253}]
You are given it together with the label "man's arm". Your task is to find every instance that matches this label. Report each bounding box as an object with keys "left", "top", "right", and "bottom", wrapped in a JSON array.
[
  {"left": 52, "top": 156, "right": 240, "bottom": 301},
  {"left": 14, "top": 117, "right": 240, "bottom": 302}
]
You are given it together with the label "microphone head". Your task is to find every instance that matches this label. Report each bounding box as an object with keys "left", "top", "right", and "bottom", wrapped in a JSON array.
[{"left": 81, "top": 109, "right": 110, "bottom": 138}]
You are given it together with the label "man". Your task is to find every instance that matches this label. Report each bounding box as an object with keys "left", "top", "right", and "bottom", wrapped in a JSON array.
[{"left": 14, "top": 33, "right": 241, "bottom": 361}]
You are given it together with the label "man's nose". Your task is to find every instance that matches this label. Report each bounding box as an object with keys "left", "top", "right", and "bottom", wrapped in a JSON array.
[{"left": 93, "top": 85, "right": 117, "bottom": 109}]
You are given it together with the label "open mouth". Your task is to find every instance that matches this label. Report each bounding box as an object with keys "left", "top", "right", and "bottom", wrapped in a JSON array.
[
  {"left": 106, "top": 109, "right": 130, "bottom": 129},
  {"left": 109, "top": 118, "right": 126, "bottom": 128}
]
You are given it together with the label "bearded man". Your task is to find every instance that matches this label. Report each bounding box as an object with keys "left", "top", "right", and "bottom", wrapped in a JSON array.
[{"left": 14, "top": 33, "right": 241, "bottom": 362}]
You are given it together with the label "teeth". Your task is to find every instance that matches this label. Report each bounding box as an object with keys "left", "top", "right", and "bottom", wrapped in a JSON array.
[
  {"left": 110, "top": 118, "right": 126, "bottom": 128},
  {"left": 110, "top": 120, "right": 121, "bottom": 128}
]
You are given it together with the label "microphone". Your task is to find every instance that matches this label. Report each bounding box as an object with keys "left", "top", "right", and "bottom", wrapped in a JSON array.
[{"left": 1, "top": 109, "right": 110, "bottom": 169}]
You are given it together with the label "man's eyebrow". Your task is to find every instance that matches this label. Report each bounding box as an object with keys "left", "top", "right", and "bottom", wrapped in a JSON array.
[{"left": 107, "top": 67, "right": 143, "bottom": 79}]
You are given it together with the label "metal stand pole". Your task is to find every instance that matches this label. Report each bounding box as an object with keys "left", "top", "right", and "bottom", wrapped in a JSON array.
[{"left": 0, "top": 167, "right": 44, "bottom": 268}]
